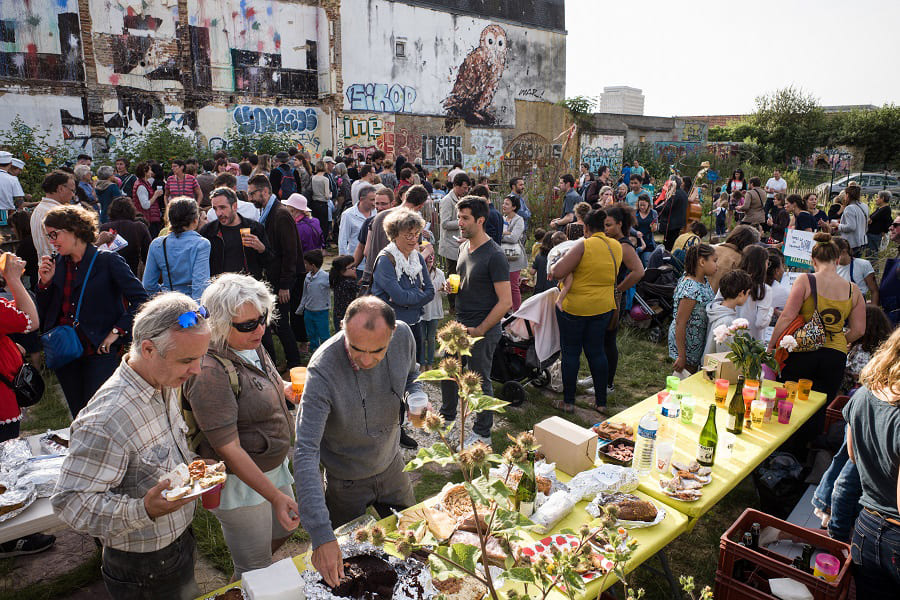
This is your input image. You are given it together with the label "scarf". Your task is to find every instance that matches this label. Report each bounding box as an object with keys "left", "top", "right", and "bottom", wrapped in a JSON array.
[{"left": 384, "top": 242, "right": 423, "bottom": 286}]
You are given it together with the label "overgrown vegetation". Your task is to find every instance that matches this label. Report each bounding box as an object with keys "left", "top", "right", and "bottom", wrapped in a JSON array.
[{"left": 0, "top": 117, "right": 73, "bottom": 199}]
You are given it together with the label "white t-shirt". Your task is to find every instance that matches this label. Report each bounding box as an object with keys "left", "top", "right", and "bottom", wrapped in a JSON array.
[
  {"left": 206, "top": 200, "right": 261, "bottom": 223},
  {"left": 837, "top": 258, "right": 875, "bottom": 295},
  {"left": 765, "top": 177, "right": 787, "bottom": 198},
  {"left": 0, "top": 170, "right": 24, "bottom": 210}
]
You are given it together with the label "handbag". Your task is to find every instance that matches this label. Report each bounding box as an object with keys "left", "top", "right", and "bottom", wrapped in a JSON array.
[
  {"left": 598, "top": 236, "right": 621, "bottom": 331},
  {"left": 501, "top": 217, "right": 523, "bottom": 261},
  {"left": 0, "top": 362, "right": 45, "bottom": 408},
  {"left": 774, "top": 274, "right": 826, "bottom": 369},
  {"left": 41, "top": 250, "right": 99, "bottom": 371}
]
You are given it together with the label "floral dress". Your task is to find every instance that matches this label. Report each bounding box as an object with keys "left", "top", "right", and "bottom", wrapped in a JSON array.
[{"left": 668, "top": 276, "right": 715, "bottom": 367}]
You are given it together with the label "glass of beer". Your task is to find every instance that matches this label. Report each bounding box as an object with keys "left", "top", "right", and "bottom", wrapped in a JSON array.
[
  {"left": 240, "top": 228, "right": 252, "bottom": 246},
  {"left": 797, "top": 379, "right": 813, "bottom": 402},
  {"left": 714, "top": 379, "right": 729, "bottom": 407},
  {"left": 407, "top": 392, "right": 428, "bottom": 428},
  {"left": 290, "top": 367, "right": 307, "bottom": 398},
  {"left": 785, "top": 381, "right": 798, "bottom": 403},
  {"left": 447, "top": 274, "right": 460, "bottom": 294}
]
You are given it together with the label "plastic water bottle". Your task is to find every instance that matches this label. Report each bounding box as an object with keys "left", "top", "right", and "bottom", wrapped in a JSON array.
[
  {"left": 634, "top": 410, "right": 659, "bottom": 477},
  {"left": 656, "top": 396, "right": 680, "bottom": 473}
]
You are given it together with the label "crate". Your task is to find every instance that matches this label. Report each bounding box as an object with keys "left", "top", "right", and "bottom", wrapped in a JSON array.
[
  {"left": 719, "top": 509, "right": 852, "bottom": 600},
  {"left": 715, "top": 570, "right": 776, "bottom": 599},
  {"left": 823, "top": 395, "right": 850, "bottom": 435}
]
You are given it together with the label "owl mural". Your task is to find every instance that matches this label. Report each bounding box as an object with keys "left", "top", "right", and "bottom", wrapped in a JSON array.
[{"left": 442, "top": 24, "right": 509, "bottom": 126}]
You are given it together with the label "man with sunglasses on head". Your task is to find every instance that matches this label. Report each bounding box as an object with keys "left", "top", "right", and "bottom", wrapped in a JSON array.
[
  {"left": 200, "top": 187, "right": 272, "bottom": 280},
  {"left": 294, "top": 296, "right": 423, "bottom": 589},
  {"left": 52, "top": 293, "right": 212, "bottom": 600}
]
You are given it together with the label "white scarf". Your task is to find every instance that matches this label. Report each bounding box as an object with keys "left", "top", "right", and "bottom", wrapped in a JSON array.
[{"left": 384, "top": 242, "right": 423, "bottom": 285}]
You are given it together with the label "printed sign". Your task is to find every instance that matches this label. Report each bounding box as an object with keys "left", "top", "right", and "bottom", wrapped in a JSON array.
[{"left": 783, "top": 229, "right": 815, "bottom": 269}]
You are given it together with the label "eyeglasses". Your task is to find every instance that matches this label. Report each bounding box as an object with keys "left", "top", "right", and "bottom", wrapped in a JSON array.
[
  {"left": 45, "top": 230, "right": 63, "bottom": 241},
  {"left": 177, "top": 306, "right": 208, "bottom": 329},
  {"left": 400, "top": 230, "right": 420, "bottom": 241},
  {"left": 231, "top": 311, "right": 268, "bottom": 333}
]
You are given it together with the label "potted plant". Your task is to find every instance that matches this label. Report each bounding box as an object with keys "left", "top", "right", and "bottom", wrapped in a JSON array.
[{"left": 713, "top": 318, "right": 776, "bottom": 382}]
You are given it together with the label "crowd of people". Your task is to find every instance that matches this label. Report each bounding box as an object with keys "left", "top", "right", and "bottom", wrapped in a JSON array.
[{"left": 0, "top": 145, "right": 898, "bottom": 598}]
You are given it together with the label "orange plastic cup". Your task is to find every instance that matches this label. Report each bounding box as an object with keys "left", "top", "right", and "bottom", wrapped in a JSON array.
[
  {"left": 714, "top": 379, "right": 729, "bottom": 407},
  {"left": 797, "top": 379, "right": 812, "bottom": 401},
  {"left": 785, "top": 381, "right": 798, "bottom": 403},
  {"left": 240, "top": 228, "right": 252, "bottom": 246},
  {"left": 290, "top": 366, "right": 307, "bottom": 397}
]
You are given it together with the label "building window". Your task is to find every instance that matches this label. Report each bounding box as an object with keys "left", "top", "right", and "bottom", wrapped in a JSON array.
[
  {"left": 395, "top": 40, "right": 406, "bottom": 58},
  {"left": 639, "top": 136, "right": 646, "bottom": 143}
]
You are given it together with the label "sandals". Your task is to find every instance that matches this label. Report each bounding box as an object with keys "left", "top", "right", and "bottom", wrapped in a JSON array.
[
  {"left": 552, "top": 400, "right": 575, "bottom": 414},
  {"left": 593, "top": 404, "right": 608, "bottom": 416}
]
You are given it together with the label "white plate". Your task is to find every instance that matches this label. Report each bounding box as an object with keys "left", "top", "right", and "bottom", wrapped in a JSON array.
[
  {"left": 669, "top": 465, "right": 713, "bottom": 486},
  {"left": 161, "top": 481, "right": 222, "bottom": 502}
]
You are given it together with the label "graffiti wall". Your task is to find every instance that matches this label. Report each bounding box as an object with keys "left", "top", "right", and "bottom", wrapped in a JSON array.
[
  {"left": 465, "top": 129, "right": 504, "bottom": 176},
  {"left": 675, "top": 119, "right": 708, "bottom": 143},
  {"left": 0, "top": 92, "right": 93, "bottom": 153},
  {"left": 793, "top": 147, "right": 855, "bottom": 172},
  {"left": 89, "top": 0, "right": 180, "bottom": 90},
  {"left": 102, "top": 89, "right": 197, "bottom": 147},
  {"left": 501, "top": 132, "right": 566, "bottom": 182},
  {"left": 193, "top": 103, "right": 330, "bottom": 156},
  {"left": 653, "top": 141, "right": 702, "bottom": 162},
  {"left": 187, "top": 0, "right": 328, "bottom": 99},
  {"left": 579, "top": 134, "right": 623, "bottom": 174},
  {"left": 337, "top": 113, "right": 394, "bottom": 161},
  {"left": 340, "top": 0, "right": 566, "bottom": 126},
  {"left": 0, "top": 0, "right": 83, "bottom": 82}
]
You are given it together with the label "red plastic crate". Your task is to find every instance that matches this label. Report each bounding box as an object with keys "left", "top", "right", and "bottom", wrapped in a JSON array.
[
  {"left": 715, "top": 570, "right": 776, "bottom": 599},
  {"left": 719, "top": 509, "right": 852, "bottom": 600},
  {"left": 823, "top": 395, "right": 850, "bottom": 435}
]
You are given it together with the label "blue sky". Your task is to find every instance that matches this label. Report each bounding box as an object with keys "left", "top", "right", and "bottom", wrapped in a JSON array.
[{"left": 565, "top": 0, "right": 900, "bottom": 116}]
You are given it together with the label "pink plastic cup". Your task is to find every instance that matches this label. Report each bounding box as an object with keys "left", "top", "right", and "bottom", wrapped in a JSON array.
[
  {"left": 201, "top": 484, "right": 223, "bottom": 509},
  {"left": 778, "top": 400, "right": 793, "bottom": 425}
]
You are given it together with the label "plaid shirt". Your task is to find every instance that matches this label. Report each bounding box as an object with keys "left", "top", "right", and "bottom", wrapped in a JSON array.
[{"left": 51, "top": 359, "right": 195, "bottom": 552}]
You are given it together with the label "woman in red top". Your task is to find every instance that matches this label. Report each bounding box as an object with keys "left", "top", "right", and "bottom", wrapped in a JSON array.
[
  {"left": 164, "top": 159, "right": 201, "bottom": 204},
  {"left": 0, "top": 253, "right": 39, "bottom": 442},
  {"left": 132, "top": 162, "right": 164, "bottom": 237}
]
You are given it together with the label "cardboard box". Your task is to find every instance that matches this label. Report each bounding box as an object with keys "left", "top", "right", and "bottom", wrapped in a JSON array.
[
  {"left": 703, "top": 352, "right": 740, "bottom": 384},
  {"left": 533, "top": 416, "right": 597, "bottom": 476}
]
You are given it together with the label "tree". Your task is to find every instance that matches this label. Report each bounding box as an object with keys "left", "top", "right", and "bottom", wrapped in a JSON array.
[
  {"left": 751, "top": 87, "right": 825, "bottom": 163},
  {"left": 0, "top": 116, "right": 72, "bottom": 199},
  {"left": 838, "top": 104, "right": 900, "bottom": 169},
  {"left": 108, "top": 121, "right": 202, "bottom": 171}
]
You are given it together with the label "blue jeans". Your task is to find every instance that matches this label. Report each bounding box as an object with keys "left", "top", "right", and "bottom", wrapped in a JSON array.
[
  {"left": 851, "top": 508, "right": 900, "bottom": 598},
  {"left": 440, "top": 325, "right": 501, "bottom": 438},
  {"left": 867, "top": 233, "right": 883, "bottom": 256},
  {"left": 556, "top": 308, "right": 612, "bottom": 407},
  {"left": 304, "top": 309, "right": 330, "bottom": 353},
  {"left": 422, "top": 319, "right": 440, "bottom": 365},
  {"left": 812, "top": 439, "right": 863, "bottom": 542}
]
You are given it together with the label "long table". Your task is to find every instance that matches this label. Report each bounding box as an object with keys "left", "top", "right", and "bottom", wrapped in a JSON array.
[
  {"left": 609, "top": 372, "right": 827, "bottom": 522},
  {"left": 0, "top": 433, "right": 66, "bottom": 544},
  {"left": 198, "top": 479, "right": 688, "bottom": 600}
]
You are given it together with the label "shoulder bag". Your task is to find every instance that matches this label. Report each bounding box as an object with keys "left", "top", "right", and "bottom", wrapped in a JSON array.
[
  {"left": 0, "top": 361, "right": 45, "bottom": 408},
  {"left": 773, "top": 273, "right": 826, "bottom": 369},
  {"left": 598, "top": 236, "right": 621, "bottom": 331},
  {"left": 41, "top": 250, "right": 99, "bottom": 371},
  {"left": 162, "top": 235, "right": 174, "bottom": 291}
]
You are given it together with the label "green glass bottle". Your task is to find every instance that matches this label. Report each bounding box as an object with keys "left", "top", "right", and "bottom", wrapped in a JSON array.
[
  {"left": 697, "top": 404, "right": 718, "bottom": 467},
  {"left": 515, "top": 450, "right": 537, "bottom": 518},
  {"left": 727, "top": 376, "right": 745, "bottom": 435}
]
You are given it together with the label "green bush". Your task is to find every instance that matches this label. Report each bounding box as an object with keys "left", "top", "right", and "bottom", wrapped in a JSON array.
[
  {"left": 0, "top": 116, "right": 73, "bottom": 199},
  {"left": 221, "top": 124, "right": 296, "bottom": 158},
  {"left": 108, "top": 121, "right": 203, "bottom": 171}
]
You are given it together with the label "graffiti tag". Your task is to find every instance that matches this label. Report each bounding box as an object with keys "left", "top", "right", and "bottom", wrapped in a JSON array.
[
  {"left": 518, "top": 88, "right": 546, "bottom": 100},
  {"left": 345, "top": 83, "right": 417, "bottom": 113},
  {"left": 421, "top": 135, "right": 462, "bottom": 167},
  {"left": 232, "top": 106, "right": 319, "bottom": 135}
]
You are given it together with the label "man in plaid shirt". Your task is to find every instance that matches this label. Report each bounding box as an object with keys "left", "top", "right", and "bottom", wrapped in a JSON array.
[{"left": 52, "top": 292, "right": 211, "bottom": 599}]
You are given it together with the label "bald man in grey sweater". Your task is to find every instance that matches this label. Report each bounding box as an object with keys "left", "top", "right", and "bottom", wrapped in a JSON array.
[{"left": 293, "top": 297, "right": 421, "bottom": 587}]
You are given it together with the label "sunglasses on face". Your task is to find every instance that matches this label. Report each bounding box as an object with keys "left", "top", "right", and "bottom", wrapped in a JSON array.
[
  {"left": 892, "top": 222, "right": 900, "bottom": 229},
  {"left": 231, "top": 311, "right": 268, "bottom": 333}
]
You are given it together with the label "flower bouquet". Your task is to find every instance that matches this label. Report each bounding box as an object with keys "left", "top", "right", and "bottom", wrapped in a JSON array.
[{"left": 713, "top": 318, "right": 776, "bottom": 380}]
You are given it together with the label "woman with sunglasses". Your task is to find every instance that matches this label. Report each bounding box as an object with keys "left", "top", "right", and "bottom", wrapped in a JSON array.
[
  {"left": 37, "top": 205, "right": 148, "bottom": 418},
  {"left": 182, "top": 273, "right": 299, "bottom": 579}
]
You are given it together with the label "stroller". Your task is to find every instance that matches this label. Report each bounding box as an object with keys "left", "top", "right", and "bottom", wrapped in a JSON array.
[
  {"left": 490, "top": 289, "right": 561, "bottom": 407},
  {"left": 628, "top": 264, "right": 678, "bottom": 344}
]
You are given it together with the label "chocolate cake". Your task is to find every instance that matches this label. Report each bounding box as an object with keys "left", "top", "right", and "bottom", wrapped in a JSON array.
[
  {"left": 330, "top": 555, "right": 397, "bottom": 600},
  {"left": 212, "top": 588, "right": 243, "bottom": 600}
]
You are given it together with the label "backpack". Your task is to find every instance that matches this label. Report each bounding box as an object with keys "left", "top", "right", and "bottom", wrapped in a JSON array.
[
  {"left": 180, "top": 354, "right": 240, "bottom": 452},
  {"left": 277, "top": 164, "right": 297, "bottom": 199}
]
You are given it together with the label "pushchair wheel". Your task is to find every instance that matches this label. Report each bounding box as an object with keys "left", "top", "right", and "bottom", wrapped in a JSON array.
[
  {"left": 648, "top": 324, "right": 664, "bottom": 344},
  {"left": 531, "top": 369, "right": 551, "bottom": 388},
  {"left": 502, "top": 381, "right": 526, "bottom": 407}
]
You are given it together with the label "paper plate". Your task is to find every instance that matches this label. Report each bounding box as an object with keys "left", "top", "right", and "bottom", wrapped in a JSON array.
[{"left": 519, "top": 533, "right": 613, "bottom": 582}]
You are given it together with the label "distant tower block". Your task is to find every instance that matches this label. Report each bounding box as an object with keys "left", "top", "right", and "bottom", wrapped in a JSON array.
[{"left": 600, "top": 86, "right": 645, "bottom": 116}]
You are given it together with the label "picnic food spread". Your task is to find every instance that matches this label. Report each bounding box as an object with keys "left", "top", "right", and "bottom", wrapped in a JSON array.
[{"left": 163, "top": 460, "right": 227, "bottom": 501}]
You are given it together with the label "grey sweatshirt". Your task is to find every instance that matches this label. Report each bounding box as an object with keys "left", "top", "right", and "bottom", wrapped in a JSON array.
[
  {"left": 293, "top": 322, "right": 421, "bottom": 548},
  {"left": 704, "top": 300, "right": 739, "bottom": 356}
]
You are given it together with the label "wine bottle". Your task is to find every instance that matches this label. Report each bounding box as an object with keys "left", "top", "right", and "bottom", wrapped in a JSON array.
[
  {"left": 727, "top": 376, "right": 745, "bottom": 435},
  {"left": 515, "top": 450, "right": 537, "bottom": 517},
  {"left": 697, "top": 404, "right": 718, "bottom": 467}
]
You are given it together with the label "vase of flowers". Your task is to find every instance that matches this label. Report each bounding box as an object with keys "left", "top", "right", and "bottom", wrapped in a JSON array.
[{"left": 713, "top": 318, "right": 776, "bottom": 381}]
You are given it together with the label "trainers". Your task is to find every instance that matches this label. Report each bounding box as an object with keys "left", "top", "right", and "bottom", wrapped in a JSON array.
[
  {"left": 463, "top": 432, "right": 492, "bottom": 449},
  {"left": 577, "top": 376, "right": 593, "bottom": 387},
  {"left": 0, "top": 533, "right": 56, "bottom": 558},
  {"left": 399, "top": 428, "right": 419, "bottom": 450},
  {"left": 607, "top": 384, "right": 615, "bottom": 395}
]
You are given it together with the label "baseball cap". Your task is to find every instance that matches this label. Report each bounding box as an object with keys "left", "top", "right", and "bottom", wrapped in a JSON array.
[
  {"left": 323, "top": 156, "right": 335, "bottom": 164},
  {"left": 0, "top": 151, "right": 11, "bottom": 164},
  {"left": 10, "top": 158, "right": 24, "bottom": 169}
]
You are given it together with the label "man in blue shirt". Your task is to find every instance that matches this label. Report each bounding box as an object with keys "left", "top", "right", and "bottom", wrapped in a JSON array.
[
  {"left": 550, "top": 174, "right": 579, "bottom": 231},
  {"left": 508, "top": 177, "right": 531, "bottom": 230},
  {"left": 624, "top": 176, "right": 644, "bottom": 207}
]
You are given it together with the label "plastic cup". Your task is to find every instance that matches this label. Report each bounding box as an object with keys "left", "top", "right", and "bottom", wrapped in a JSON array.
[
  {"left": 785, "top": 381, "right": 798, "bottom": 403},
  {"left": 751, "top": 400, "right": 766, "bottom": 427},
  {"left": 714, "top": 379, "right": 729, "bottom": 407},
  {"left": 761, "top": 387, "right": 776, "bottom": 423},
  {"left": 798, "top": 379, "right": 813, "bottom": 402},
  {"left": 778, "top": 400, "right": 793, "bottom": 424},
  {"left": 407, "top": 393, "right": 428, "bottom": 428},
  {"left": 655, "top": 440, "right": 675, "bottom": 473},
  {"left": 657, "top": 390, "right": 669, "bottom": 405},
  {"left": 290, "top": 367, "right": 307, "bottom": 397},
  {"left": 201, "top": 483, "right": 222, "bottom": 509},
  {"left": 666, "top": 376, "right": 680, "bottom": 392},
  {"left": 775, "top": 387, "right": 787, "bottom": 415},
  {"left": 680, "top": 395, "right": 695, "bottom": 425},
  {"left": 0, "top": 253, "right": 7, "bottom": 272},
  {"left": 447, "top": 274, "right": 460, "bottom": 293},
  {"left": 813, "top": 553, "right": 840, "bottom": 582},
  {"left": 721, "top": 432, "right": 736, "bottom": 459},
  {"left": 240, "top": 228, "right": 252, "bottom": 246}
]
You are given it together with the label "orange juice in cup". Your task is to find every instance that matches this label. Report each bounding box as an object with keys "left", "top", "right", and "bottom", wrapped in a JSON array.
[
  {"left": 240, "top": 228, "right": 252, "bottom": 246},
  {"left": 290, "top": 367, "right": 307, "bottom": 397}
]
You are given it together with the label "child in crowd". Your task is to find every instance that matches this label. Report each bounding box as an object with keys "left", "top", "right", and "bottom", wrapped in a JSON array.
[
  {"left": 712, "top": 196, "right": 728, "bottom": 237},
  {"left": 668, "top": 243, "right": 717, "bottom": 374},
  {"left": 704, "top": 269, "right": 753, "bottom": 355},
  {"left": 548, "top": 231, "right": 574, "bottom": 307},
  {"left": 531, "top": 231, "right": 555, "bottom": 295},
  {"left": 735, "top": 245, "right": 773, "bottom": 341},
  {"left": 329, "top": 254, "right": 358, "bottom": 332},
  {"left": 421, "top": 252, "right": 446, "bottom": 368},
  {"left": 296, "top": 249, "right": 330, "bottom": 353},
  {"left": 531, "top": 227, "right": 546, "bottom": 262},
  {"left": 841, "top": 305, "right": 892, "bottom": 394}
]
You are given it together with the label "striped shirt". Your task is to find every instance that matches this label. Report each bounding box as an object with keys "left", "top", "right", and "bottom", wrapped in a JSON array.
[
  {"left": 51, "top": 359, "right": 195, "bottom": 552},
  {"left": 165, "top": 174, "right": 199, "bottom": 199}
]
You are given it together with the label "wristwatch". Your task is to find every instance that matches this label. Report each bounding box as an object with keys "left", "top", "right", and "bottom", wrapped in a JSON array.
[{"left": 112, "top": 327, "right": 125, "bottom": 336}]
